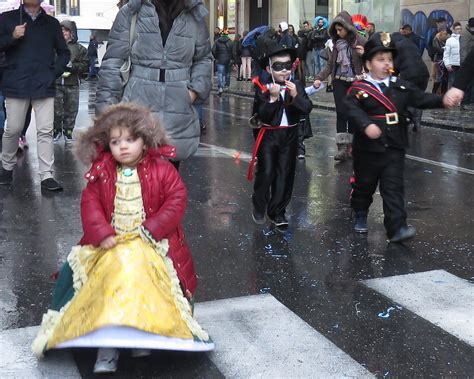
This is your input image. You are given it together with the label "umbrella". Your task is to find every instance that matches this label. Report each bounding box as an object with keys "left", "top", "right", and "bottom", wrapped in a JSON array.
[{"left": 242, "top": 25, "right": 270, "bottom": 47}]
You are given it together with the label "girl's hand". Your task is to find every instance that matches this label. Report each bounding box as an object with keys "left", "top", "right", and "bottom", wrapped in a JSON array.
[
  {"left": 285, "top": 81, "right": 298, "bottom": 97},
  {"left": 269, "top": 83, "right": 281, "bottom": 102},
  {"left": 365, "top": 124, "right": 382, "bottom": 139},
  {"left": 100, "top": 236, "right": 117, "bottom": 249}
]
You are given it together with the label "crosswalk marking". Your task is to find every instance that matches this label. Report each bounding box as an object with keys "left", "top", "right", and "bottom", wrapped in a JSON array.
[
  {"left": 195, "top": 294, "right": 373, "bottom": 378},
  {"left": 2, "top": 282, "right": 471, "bottom": 377},
  {"left": 1, "top": 295, "right": 372, "bottom": 378},
  {"left": 363, "top": 270, "right": 474, "bottom": 346},
  {"left": 0, "top": 326, "right": 80, "bottom": 378}
]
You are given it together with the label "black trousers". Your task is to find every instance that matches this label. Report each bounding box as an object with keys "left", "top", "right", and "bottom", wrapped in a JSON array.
[
  {"left": 252, "top": 127, "right": 298, "bottom": 218},
  {"left": 350, "top": 148, "right": 407, "bottom": 238},
  {"left": 333, "top": 79, "right": 356, "bottom": 134}
]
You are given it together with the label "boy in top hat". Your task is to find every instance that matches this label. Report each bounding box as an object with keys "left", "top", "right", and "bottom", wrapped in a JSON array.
[
  {"left": 248, "top": 40, "right": 313, "bottom": 227},
  {"left": 345, "top": 32, "right": 450, "bottom": 242}
]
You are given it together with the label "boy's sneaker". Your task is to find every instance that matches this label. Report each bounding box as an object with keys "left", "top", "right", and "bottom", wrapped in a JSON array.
[
  {"left": 53, "top": 130, "right": 62, "bottom": 142},
  {"left": 352, "top": 210, "right": 368, "bottom": 233},
  {"left": 268, "top": 214, "right": 289, "bottom": 227},
  {"left": 297, "top": 154, "right": 305, "bottom": 160},
  {"left": 217, "top": 88, "right": 223, "bottom": 96},
  {"left": 0, "top": 168, "right": 13, "bottom": 185},
  {"left": 389, "top": 225, "right": 416, "bottom": 243},
  {"left": 94, "top": 348, "right": 120, "bottom": 374},
  {"left": 18, "top": 135, "right": 28, "bottom": 150},
  {"left": 252, "top": 208, "right": 266, "bottom": 225},
  {"left": 63, "top": 129, "right": 73, "bottom": 144},
  {"left": 40, "top": 178, "right": 63, "bottom": 192}
]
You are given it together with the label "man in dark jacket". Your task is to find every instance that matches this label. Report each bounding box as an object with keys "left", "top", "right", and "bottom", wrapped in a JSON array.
[
  {"left": 310, "top": 16, "right": 329, "bottom": 75},
  {"left": 0, "top": 0, "right": 70, "bottom": 191},
  {"left": 400, "top": 24, "right": 421, "bottom": 49},
  {"left": 392, "top": 32, "right": 430, "bottom": 131},
  {"left": 459, "top": 18, "right": 474, "bottom": 106},
  {"left": 0, "top": 52, "right": 6, "bottom": 139},
  {"left": 54, "top": 20, "right": 89, "bottom": 143},
  {"left": 212, "top": 29, "right": 233, "bottom": 95},
  {"left": 278, "top": 22, "right": 295, "bottom": 49},
  {"left": 87, "top": 34, "right": 99, "bottom": 80}
]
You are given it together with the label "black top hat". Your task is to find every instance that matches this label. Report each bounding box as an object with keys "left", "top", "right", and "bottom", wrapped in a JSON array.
[
  {"left": 257, "top": 38, "right": 297, "bottom": 69},
  {"left": 362, "top": 31, "right": 397, "bottom": 62}
]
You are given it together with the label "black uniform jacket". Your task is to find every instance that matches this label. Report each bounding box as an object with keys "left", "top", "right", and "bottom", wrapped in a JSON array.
[
  {"left": 255, "top": 78, "right": 313, "bottom": 127},
  {"left": 345, "top": 78, "right": 443, "bottom": 152}
]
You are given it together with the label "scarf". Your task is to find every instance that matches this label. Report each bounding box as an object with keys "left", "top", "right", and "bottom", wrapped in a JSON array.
[
  {"left": 335, "top": 39, "right": 351, "bottom": 73},
  {"left": 152, "top": 0, "right": 185, "bottom": 45}
]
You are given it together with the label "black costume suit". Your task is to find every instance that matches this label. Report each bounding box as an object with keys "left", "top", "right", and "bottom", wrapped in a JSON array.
[
  {"left": 252, "top": 78, "right": 313, "bottom": 219},
  {"left": 345, "top": 77, "right": 442, "bottom": 238}
]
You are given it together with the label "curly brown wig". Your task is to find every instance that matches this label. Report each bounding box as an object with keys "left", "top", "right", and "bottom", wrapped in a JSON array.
[{"left": 75, "top": 103, "right": 170, "bottom": 165}]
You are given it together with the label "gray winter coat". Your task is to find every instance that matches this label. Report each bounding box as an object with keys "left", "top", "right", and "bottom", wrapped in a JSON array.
[{"left": 96, "top": 0, "right": 212, "bottom": 161}]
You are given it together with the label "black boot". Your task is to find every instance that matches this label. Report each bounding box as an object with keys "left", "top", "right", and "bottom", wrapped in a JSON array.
[
  {"left": 352, "top": 210, "right": 368, "bottom": 233},
  {"left": 0, "top": 167, "right": 13, "bottom": 185},
  {"left": 389, "top": 225, "right": 416, "bottom": 243}
]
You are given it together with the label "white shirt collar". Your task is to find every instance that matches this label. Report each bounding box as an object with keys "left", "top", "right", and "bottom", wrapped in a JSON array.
[{"left": 366, "top": 73, "right": 391, "bottom": 93}]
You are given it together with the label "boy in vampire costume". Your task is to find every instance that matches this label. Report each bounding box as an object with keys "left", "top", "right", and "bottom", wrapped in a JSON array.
[{"left": 248, "top": 39, "right": 313, "bottom": 227}]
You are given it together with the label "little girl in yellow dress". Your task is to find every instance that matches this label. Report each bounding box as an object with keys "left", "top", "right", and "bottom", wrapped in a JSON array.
[{"left": 32, "top": 103, "right": 214, "bottom": 373}]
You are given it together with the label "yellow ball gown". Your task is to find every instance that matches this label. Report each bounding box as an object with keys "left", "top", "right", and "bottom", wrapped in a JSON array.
[{"left": 32, "top": 168, "right": 214, "bottom": 357}]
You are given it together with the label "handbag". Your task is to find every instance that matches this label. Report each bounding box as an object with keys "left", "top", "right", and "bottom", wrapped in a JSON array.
[
  {"left": 319, "top": 47, "right": 330, "bottom": 61},
  {"left": 119, "top": 13, "right": 138, "bottom": 86}
]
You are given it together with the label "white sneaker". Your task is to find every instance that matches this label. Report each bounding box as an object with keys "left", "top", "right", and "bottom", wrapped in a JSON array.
[
  {"left": 93, "top": 348, "right": 119, "bottom": 374},
  {"left": 131, "top": 348, "right": 151, "bottom": 358}
]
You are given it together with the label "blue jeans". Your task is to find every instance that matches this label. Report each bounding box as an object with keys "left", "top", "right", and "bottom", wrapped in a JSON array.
[
  {"left": 217, "top": 63, "right": 231, "bottom": 89},
  {"left": 88, "top": 56, "right": 98, "bottom": 78},
  {"left": 305, "top": 50, "right": 315, "bottom": 77},
  {"left": 314, "top": 48, "right": 327, "bottom": 76},
  {"left": 0, "top": 91, "right": 5, "bottom": 130},
  {"left": 195, "top": 103, "right": 203, "bottom": 124}
]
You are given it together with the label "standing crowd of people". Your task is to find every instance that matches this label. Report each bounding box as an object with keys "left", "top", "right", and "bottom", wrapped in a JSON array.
[{"left": 0, "top": 0, "right": 473, "bottom": 375}]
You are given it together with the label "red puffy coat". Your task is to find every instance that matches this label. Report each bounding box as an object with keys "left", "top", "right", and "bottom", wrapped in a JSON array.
[{"left": 79, "top": 146, "right": 197, "bottom": 295}]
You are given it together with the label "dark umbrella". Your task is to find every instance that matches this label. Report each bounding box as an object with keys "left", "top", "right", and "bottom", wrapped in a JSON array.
[{"left": 242, "top": 25, "right": 270, "bottom": 47}]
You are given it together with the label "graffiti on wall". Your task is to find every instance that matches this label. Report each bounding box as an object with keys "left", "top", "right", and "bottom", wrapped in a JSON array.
[{"left": 401, "top": 9, "right": 454, "bottom": 53}]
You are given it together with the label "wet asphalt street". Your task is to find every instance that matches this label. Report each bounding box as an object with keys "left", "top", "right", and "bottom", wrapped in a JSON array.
[{"left": 0, "top": 82, "right": 473, "bottom": 378}]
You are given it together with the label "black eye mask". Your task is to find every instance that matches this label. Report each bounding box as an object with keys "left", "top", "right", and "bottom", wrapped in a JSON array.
[{"left": 271, "top": 61, "right": 293, "bottom": 71}]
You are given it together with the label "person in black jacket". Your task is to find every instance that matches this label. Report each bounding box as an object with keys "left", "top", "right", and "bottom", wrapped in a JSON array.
[
  {"left": 0, "top": 52, "right": 6, "bottom": 139},
  {"left": 391, "top": 32, "right": 430, "bottom": 131},
  {"left": 212, "top": 29, "right": 233, "bottom": 95},
  {"left": 0, "top": 0, "right": 70, "bottom": 191},
  {"left": 444, "top": 48, "right": 474, "bottom": 106},
  {"left": 345, "top": 32, "right": 449, "bottom": 242},
  {"left": 248, "top": 40, "right": 312, "bottom": 227}
]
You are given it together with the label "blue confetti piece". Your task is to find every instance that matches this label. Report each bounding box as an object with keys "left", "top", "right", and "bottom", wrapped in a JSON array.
[{"left": 378, "top": 306, "right": 402, "bottom": 318}]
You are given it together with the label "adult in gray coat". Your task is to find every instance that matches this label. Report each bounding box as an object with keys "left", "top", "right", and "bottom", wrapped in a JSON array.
[{"left": 96, "top": 0, "right": 212, "bottom": 164}]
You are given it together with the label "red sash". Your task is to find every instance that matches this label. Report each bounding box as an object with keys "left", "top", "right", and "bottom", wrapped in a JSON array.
[
  {"left": 247, "top": 125, "right": 294, "bottom": 181},
  {"left": 348, "top": 81, "right": 398, "bottom": 113}
]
